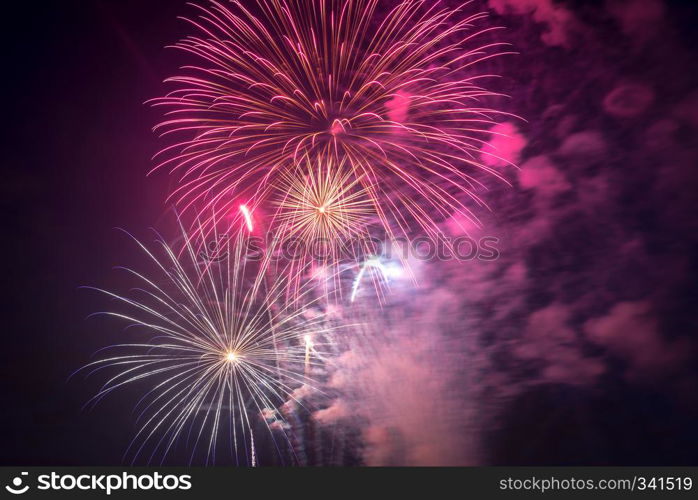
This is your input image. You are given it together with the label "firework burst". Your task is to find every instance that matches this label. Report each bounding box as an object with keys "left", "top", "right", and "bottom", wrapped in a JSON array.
[
  {"left": 262, "top": 154, "right": 376, "bottom": 300},
  {"left": 273, "top": 154, "right": 374, "bottom": 257},
  {"left": 77, "top": 220, "right": 337, "bottom": 465},
  {"left": 152, "top": 0, "right": 513, "bottom": 238}
]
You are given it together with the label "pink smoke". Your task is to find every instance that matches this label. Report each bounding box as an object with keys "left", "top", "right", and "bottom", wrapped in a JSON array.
[
  {"left": 385, "top": 90, "right": 411, "bottom": 123},
  {"left": 481, "top": 122, "right": 527, "bottom": 168}
]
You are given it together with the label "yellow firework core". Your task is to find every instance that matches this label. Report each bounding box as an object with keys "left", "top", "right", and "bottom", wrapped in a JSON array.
[
  {"left": 226, "top": 351, "right": 239, "bottom": 363},
  {"left": 274, "top": 156, "right": 374, "bottom": 245}
]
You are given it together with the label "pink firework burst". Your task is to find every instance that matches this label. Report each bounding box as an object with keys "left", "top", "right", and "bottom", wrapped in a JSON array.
[{"left": 152, "top": 0, "right": 514, "bottom": 238}]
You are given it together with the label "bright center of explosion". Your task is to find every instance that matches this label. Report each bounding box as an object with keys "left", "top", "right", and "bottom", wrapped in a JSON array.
[
  {"left": 329, "top": 119, "right": 344, "bottom": 136},
  {"left": 226, "top": 351, "right": 239, "bottom": 363}
]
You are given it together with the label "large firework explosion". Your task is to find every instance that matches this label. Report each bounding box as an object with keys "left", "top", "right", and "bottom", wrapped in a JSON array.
[
  {"left": 82, "top": 0, "right": 513, "bottom": 465},
  {"left": 78, "top": 220, "right": 339, "bottom": 465},
  {"left": 152, "top": 0, "right": 513, "bottom": 240},
  {"left": 0, "top": 0, "right": 691, "bottom": 472}
]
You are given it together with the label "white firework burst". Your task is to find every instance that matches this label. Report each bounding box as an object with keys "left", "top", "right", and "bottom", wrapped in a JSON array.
[{"left": 78, "top": 219, "right": 338, "bottom": 465}]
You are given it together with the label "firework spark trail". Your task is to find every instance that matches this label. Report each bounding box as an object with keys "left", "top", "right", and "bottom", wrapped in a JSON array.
[
  {"left": 151, "top": 0, "right": 515, "bottom": 239},
  {"left": 239, "top": 204, "right": 254, "bottom": 231},
  {"left": 76, "top": 217, "right": 341, "bottom": 465},
  {"left": 350, "top": 255, "right": 406, "bottom": 303}
]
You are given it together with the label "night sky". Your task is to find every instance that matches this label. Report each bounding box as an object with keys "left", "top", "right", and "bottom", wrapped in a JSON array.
[{"left": 2, "top": 0, "right": 698, "bottom": 465}]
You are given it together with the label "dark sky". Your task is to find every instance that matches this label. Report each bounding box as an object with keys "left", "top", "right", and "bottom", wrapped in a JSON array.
[
  {"left": 1, "top": 0, "right": 184, "bottom": 465},
  {"left": 1, "top": 0, "right": 698, "bottom": 466}
]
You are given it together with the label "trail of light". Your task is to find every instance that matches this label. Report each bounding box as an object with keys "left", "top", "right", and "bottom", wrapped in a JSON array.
[
  {"left": 350, "top": 257, "right": 404, "bottom": 302},
  {"left": 239, "top": 204, "right": 254, "bottom": 232},
  {"left": 304, "top": 334, "right": 314, "bottom": 376}
]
